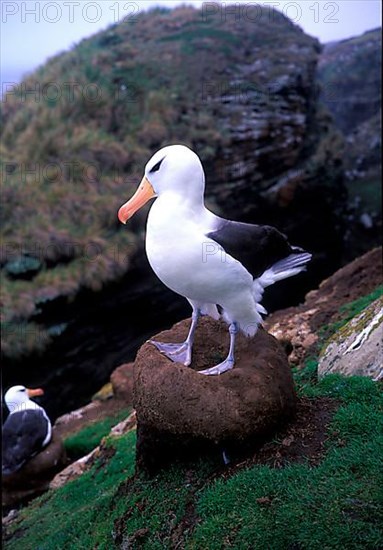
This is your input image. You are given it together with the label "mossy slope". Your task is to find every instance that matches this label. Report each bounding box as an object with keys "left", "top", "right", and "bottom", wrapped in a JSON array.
[
  {"left": 5, "top": 285, "right": 383, "bottom": 550},
  {"left": 4, "top": 375, "right": 382, "bottom": 550}
]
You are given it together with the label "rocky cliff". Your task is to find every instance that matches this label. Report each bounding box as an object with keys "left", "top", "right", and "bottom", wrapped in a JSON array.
[
  {"left": 317, "top": 28, "right": 381, "bottom": 257},
  {"left": 318, "top": 29, "right": 381, "bottom": 134},
  {"left": 2, "top": 5, "right": 347, "bottom": 417}
]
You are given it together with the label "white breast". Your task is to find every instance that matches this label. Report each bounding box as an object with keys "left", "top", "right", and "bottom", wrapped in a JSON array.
[{"left": 145, "top": 194, "right": 252, "bottom": 304}]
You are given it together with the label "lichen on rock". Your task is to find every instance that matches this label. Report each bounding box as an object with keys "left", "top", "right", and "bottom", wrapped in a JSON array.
[{"left": 318, "top": 297, "right": 383, "bottom": 380}]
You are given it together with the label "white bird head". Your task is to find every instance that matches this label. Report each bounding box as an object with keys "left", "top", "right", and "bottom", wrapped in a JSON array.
[
  {"left": 4, "top": 385, "right": 44, "bottom": 413},
  {"left": 118, "top": 144, "right": 205, "bottom": 224}
]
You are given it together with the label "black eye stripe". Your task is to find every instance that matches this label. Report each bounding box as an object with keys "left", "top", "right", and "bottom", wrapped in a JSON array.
[{"left": 149, "top": 157, "right": 165, "bottom": 173}]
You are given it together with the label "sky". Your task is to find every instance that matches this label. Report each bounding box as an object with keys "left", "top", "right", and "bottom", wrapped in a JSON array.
[{"left": 1, "top": 0, "right": 382, "bottom": 90}]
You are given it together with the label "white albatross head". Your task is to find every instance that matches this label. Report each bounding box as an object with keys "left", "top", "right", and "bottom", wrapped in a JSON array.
[
  {"left": 118, "top": 144, "right": 205, "bottom": 224},
  {"left": 4, "top": 385, "right": 44, "bottom": 413}
]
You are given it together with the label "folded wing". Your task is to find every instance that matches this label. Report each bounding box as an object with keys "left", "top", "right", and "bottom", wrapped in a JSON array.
[
  {"left": 206, "top": 218, "right": 304, "bottom": 279},
  {"left": 2, "top": 410, "right": 50, "bottom": 475}
]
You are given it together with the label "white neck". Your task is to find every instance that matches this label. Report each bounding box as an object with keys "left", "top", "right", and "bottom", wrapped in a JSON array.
[{"left": 7, "top": 399, "right": 43, "bottom": 415}]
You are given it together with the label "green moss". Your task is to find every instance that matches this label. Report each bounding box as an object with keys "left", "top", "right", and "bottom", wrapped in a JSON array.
[
  {"left": 338, "top": 285, "right": 383, "bottom": 318},
  {"left": 293, "top": 357, "right": 318, "bottom": 389},
  {"left": 63, "top": 409, "right": 131, "bottom": 459},
  {"left": 321, "top": 296, "right": 383, "bottom": 356},
  {"left": 192, "top": 375, "right": 383, "bottom": 550},
  {"left": 5, "top": 432, "right": 137, "bottom": 550},
  {"left": 297, "top": 286, "right": 383, "bottom": 392},
  {"left": 302, "top": 373, "right": 382, "bottom": 404},
  {"left": 5, "top": 288, "right": 383, "bottom": 548},
  {"left": 6, "top": 375, "right": 383, "bottom": 550},
  {"left": 320, "top": 285, "right": 383, "bottom": 341}
]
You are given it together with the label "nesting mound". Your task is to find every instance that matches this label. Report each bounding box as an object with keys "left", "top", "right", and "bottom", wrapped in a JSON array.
[{"left": 134, "top": 317, "right": 296, "bottom": 473}]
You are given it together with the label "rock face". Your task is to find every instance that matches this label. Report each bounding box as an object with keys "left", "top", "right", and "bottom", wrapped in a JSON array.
[
  {"left": 318, "top": 298, "right": 383, "bottom": 380},
  {"left": 134, "top": 317, "right": 296, "bottom": 473},
  {"left": 111, "top": 363, "right": 135, "bottom": 402},
  {"left": 317, "top": 29, "right": 381, "bottom": 257},
  {"left": 2, "top": 431, "right": 67, "bottom": 508},
  {"left": 318, "top": 29, "right": 381, "bottom": 134}
]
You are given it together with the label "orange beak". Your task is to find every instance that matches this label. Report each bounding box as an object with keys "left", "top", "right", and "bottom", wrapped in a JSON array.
[
  {"left": 118, "top": 176, "right": 156, "bottom": 224},
  {"left": 27, "top": 388, "right": 44, "bottom": 398}
]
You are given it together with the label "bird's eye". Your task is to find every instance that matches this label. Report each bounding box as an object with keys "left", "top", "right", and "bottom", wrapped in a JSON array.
[
  {"left": 20, "top": 388, "right": 26, "bottom": 392},
  {"left": 149, "top": 158, "right": 165, "bottom": 174}
]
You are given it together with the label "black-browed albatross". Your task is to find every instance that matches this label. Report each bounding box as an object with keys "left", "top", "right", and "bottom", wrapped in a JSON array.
[
  {"left": 2, "top": 385, "right": 52, "bottom": 475},
  {"left": 118, "top": 144, "right": 311, "bottom": 375}
]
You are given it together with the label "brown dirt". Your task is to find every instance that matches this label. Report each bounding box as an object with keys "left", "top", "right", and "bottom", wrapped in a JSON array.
[{"left": 222, "top": 395, "right": 339, "bottom": 471}]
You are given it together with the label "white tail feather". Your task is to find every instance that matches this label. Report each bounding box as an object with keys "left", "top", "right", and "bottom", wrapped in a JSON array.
[
  {"left": 258, "top": 253, "right": 311, "bottom": 288},
  {"left": 253, "top": 252, "right": 312, "bottom": 305}
]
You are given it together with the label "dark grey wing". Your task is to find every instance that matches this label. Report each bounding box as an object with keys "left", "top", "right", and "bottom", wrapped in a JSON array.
[
  {"left": 206, "top": 219, "right": 298, "bottom": 278},
  {"left": 2, "top": 410, "right": 49, "bottom": 475}
]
